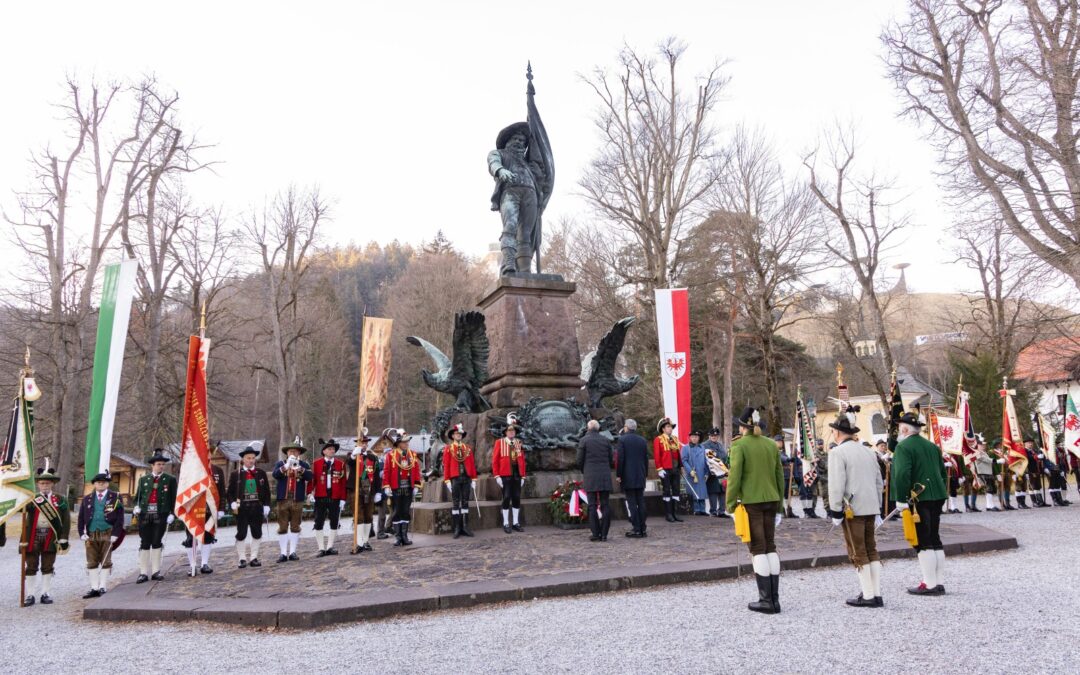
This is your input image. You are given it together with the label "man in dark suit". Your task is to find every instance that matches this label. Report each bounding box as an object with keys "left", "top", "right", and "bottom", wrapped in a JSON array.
[
  {"left": 616, "top": 419, "right": 650, "bottom": 538},
  {"left": 577, "top": 420, "right": 614, "bottom": 542}
]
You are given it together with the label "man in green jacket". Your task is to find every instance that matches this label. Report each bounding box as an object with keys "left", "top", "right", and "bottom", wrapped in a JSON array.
[
  {"left": 727, "top": 406, "right": 785, "bottom": 614},
  {"left": 19, "top": 463, "right": 70, "bottom": 606},
  {"left": 132, "top": 450, "right": 178, "bottom": 583},
  {"left": 890, "top": 412, "right": 948, "bottom": 596}
]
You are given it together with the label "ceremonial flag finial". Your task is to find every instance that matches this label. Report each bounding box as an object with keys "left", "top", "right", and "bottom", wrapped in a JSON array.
[
  {"left": 526, "top": 61, "right": 535, "bottom": 95},
  {"left": 199, "top": 300, "right": 207, "bottom": 338}
]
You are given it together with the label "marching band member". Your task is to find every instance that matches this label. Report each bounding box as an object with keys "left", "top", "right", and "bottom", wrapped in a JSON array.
[
  {"left": 891, "top": 412, "right": 948, "bottom": 596},
  {"left": 382, "top": 430, "right": 422, "bottom": 546},
  {"left": 273, "top": 438, "right": 313, "bottom": 562},
  {"left": 77, "top": 472, "right": 124, "bottom": 598},
  {"left": 19, "top": 462, "right": 69, "bottom": 606},
  {"left": 653, "top": 417, "right": 683, "bottom": 523},
  {"left": 492, "top": 416, "right": 527, "bottom": 534},
  {"left": 727, "top": 407, "right": 785, "bottom": 614},
  {"left": 826, "top": 414, "right": 885, "bottom": 608},
  {"left": 312, "top": 439, "right": 348, "bottom": 556},
  {"left": 442, "top": 423, "right": 478, "bottom": 538},
  {"left": 227, "top": 445, "right": 271, "bottom": 568},
  {"left": 132, "top": 450, "right": 176, "bottom": 583},
  {"left": 349, "top": 430, "right": 379, "bottom": 552}
]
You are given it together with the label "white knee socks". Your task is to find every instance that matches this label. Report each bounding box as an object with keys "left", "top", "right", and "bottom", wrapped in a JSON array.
[
  {"left": 138, "top": 549, "right": 150, "bottom": 575},
  {"left": 326, "top": 530, "right": 336, "bottom": 549},
  {"left": 766, "top": 552, "right": 780, "bottom": 575},
  {"left": 869, "top": 560, "right": 882, "bottom": 597},
  {"left": 237, "top": 540, "right": 248, "bottom": 562},
  {"left": 288, "top": 532, "right": 299, "bottom": 554},
  {"left": 917, "top": 550, "right": 937, "bottom": 588},
  {"left": 200, "top": 542, "right": 212, "bottom": 566},
  {"left": 752, "top": 554, "right": 770, "bottom": 576},
  {"left": 502, "top": 509, "right": 510, "bottom": 526},
  {"left": 279, "top": 535, "right": 289, "bottom": 556},
  {"left": 314, "top": 530, "right": 325, "bottom": 551},
  {"left": 512, "top": 508, "right": 520, "bottom": 525},
  {"left": 934, "top": 549, "right": 945, "bottom": 587},
  {"left": 857, "top": 566, "right": 874, "bottom": 598},
  {"left": 41, "top": 573, "right": 52, "bottom": 596}
]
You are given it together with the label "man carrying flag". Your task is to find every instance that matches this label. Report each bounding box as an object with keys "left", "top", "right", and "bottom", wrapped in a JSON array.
[
  {"left": 19, "top": 462, "right": 69, "bottom": 606},
  {"left": 1000, "top": 379, "right": 1031, "bottom": 508},
  {"left": 794, "top": 393, "right": 818, "bottom": 519}
]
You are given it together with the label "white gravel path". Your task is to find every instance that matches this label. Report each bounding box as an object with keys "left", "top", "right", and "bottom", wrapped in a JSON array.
[{"left": 3, "top": 502, "right": 1078, "bottom": 674}]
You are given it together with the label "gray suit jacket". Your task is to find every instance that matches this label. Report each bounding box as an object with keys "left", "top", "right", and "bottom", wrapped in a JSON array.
[{"left": 827, "top": 439, "right": 885, "bottom": 516}]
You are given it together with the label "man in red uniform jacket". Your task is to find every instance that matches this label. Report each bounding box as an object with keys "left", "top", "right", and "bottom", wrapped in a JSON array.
[
  {"left": 492, "top": 418, "right": 527, "bottom": 534},
  {"left": 442, "top": 423, "right": 478, "bottom": 538},
  {"left": 653, "top": 417, "right": 684, "bottom": 522},
  {"left": 382, "top": 431, "right": 422, "bottom": 546},
  {"left": 312, "top": 439, "right": 349, "bottom": 556}
]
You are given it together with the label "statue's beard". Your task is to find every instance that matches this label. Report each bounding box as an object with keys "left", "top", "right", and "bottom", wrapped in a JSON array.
[{"left": 509, "top": 145, "right": 526, "bottom": 158}]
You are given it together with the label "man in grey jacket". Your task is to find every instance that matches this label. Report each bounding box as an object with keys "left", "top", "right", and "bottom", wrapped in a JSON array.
[
  {"left": 827, "top": 413, "right": 885, "bottom": 608},
  {"left": 578, "top": 420, "right": 614, "bottom": 542}
]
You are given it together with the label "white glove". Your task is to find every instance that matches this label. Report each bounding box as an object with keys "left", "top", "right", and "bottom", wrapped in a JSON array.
[
  {"left": 262, "top": 506, "right": 270, "bottom": 518},
  {"left": 831, "top": 517, "right": 843, "bottom": 525},
  {"left": 81, "top": 534, "right": 89, "bottom": 541},
  {"left": 375, "top": 493, "right": 383, "bottom": 504},
  {"left": 445, "top": 482, "right": 452, "bottom": 494},
  {"left": 897, "top": 502, "right": 909, "bottom": 511},
  {"left": 495, "top": 476, "right": 503, "bottom": 488},
  {"left": 520, "top": 478, "right": 525, "bottom": 487},
  {"left": 1038, "top": 453, "right": 1045, "bottom": 460},
  {"left": 231, "top": 501, "right": 239, "bottom": 511},
  {"left": 874, "top": 515, "right": 883, "bottom": 528},
  {"left": 109, "top": 535, "right": 118, "bottom": 544},
  {"left": 350, "top": 448, "right": 363, "bottom": 459},
  {"left": 384, "top": 487, "right": 393, "bottom": 497},
  {"left": 658, "top": 469, "right": 667, "bottom": 479},
  {"left": 996, "top": 459, "right": 1005, "bottom": 464},
  {"left": 471, "top": 480, "right": 477, "bottom": 492},
  {"left": 775, "top": 513, "right": 783, "bottom": 527},
  {"left": 339, "top": 500, "right": 346, "bottom": 511},
  {"left": 133, "top": 505, "right": 141, "bottom": 516},
  {"left": 217, "top": 511, "right": 224, "bottom": 520},
  {"left": 412, "top": 488, "right": 420, "bottom": 499},
  {"left": 166, "top": 515, "right": 175, "bottom": 525},
  {"left": 1044, "top": 469, "right": 1051, "bottom": 475},
  {"left": 959, "top": 477, "right": 965, "bottom": 485},
  {"left": 307, "top": 493, "right": 315, "bottom": 504}
]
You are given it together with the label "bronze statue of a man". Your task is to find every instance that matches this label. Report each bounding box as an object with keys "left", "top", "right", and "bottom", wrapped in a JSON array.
[{"left": 488, "top": 65, "right": 554, "bottom": 276}]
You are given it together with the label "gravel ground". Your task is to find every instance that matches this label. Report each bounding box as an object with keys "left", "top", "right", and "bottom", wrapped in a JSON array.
[{"left": 3, "top": 499, "right": 1078, "bottom": 674}]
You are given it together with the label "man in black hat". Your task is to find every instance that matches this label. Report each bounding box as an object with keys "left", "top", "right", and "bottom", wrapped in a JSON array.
[
  {"left": 653, "top": 417, "right": 684, "bottom": 523},
  {"left": 77, "top": 472, "right": 124, "bottom": 598},
  {"left": 1024, "top": 438, "right": 1050, "bottom": 507},
  {"left": 702, "top": 427, "right": 729, "bottom": 517},
  {"left": 382, "top": 430, "right": 422, "bottom": 546},
  {"left": 442, "top": 423, "right": 478, "bottom": 539},
  {"left": 616, "top": 419, "right": 650, "bottom": 537},
  {"left": 132, "top": 450, "right": 177, "bottom": 583},
  {"left": 891, "top": 412, "right": 949, "bottom": 596},
  {"left": 19, "top": 462, "right": 69, "bottom": 606},
  {"left": 227, "top": 445, "right": 271, "bottom": 568},
  {"left": 273, "top": 438, "right": 313, "bottom": 562},
  {"left": 727, "top": 407, "right": 785, "bottom": 614},
  {"left": 311, "top": 438, "right": 349, "bottom": 556},
  {"left": 488, "top": 122, "right": 548, "bottom": 275},
  {"left": 826, "top": 413, "right": 885, "bottom": 607},
  {"left": 349, "top": 431, "right": 380, "bottom": 553}
]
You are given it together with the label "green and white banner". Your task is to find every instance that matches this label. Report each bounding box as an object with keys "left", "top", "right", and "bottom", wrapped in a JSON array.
[
  {"left": 0, "top": 376, "right": 35, "bottom": 526},
  {"left": 84, "top": 259, "right": 138, "bottom": 483}
]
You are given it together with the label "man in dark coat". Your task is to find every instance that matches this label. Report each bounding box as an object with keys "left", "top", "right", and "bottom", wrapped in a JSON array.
[
  {"left": 616, "top": 419, "right": 650, "bottom": 538},
  {"left": 577, "top": 420, "right": 614, "bottom": 542}
]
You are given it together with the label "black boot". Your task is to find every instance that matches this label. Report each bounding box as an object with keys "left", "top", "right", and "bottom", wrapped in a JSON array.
[
  {"left": 747, "top": 574, "right": 776, "bottom": 614},
  {"left": 665, "top": 501, "right": 676, "bottom": 523},
  {"left": 671, "top": 501, "right": 684, "bottom": 522},
  {"left": 393, "top": 524, "right": 405, "bottom": 547},
  {"left": 1017, "top": 495, "right": 1029, "bottom": 509},
  {"left": 770, "top": 574, "right": 781, "bottom": 613},
  {"left": 452, "top": 513, "right": 462, "bottom": 539},
  {"left": 461, "top": 513, "right": 474, "bottom": 537},
  {"left": 1051, "top": 491, "right": 1064, "bottom": 506},
  {"left": 1003, "top": 494, "right": 1016, "bottom": 510},
  {"left": 402, "top": 522, "right": 413, "bottom": 545}
]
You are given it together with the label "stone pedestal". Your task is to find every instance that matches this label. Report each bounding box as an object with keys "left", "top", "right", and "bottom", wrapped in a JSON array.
[{"left": 478, "top": 276, "right": 583, "bottom": 408}]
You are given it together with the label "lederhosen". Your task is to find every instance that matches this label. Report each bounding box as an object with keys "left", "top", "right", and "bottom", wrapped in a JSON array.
[
  {"left": 356, "top": 455, "right": 379, "bottom": 524},
  {"left": 139, "top": 475, "right": 169, "bottom": 550},
  {"left": 234, "top": 468, "right": 264, "bottom": 541}
]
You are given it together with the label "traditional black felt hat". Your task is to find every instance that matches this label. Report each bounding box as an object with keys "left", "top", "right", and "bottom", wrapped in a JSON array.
[
  {"left": 896, "top": 412, "right": 925, "bottom": 428},
  {"left": 90, "top": 471, "right": 111, "bottom": 484},
  {"left": 147, "top": 449, "right": 170, "bottom": 465},
  {"left": 35, "top": 460, "right": 59, "bottom": 482},
  {"left": 656, "top": 417, "right": 676, "bottom": 434},
  {"left": 734, "top": 406, "right": 764, "bottom": 430},
  {"left": 828, "top": 414, "right": 860, "bottom": 435},
  {"left": 239, "top": 445, "right": 260, "bottom": 458},
  {"left": 319, "top": 438, "right": 340, "bottom": 453},
  {"left": 444, "top": 423, "right": 467, "bottom": 442},
  {"left": 495, "top": 121, "right": 530, "bottom": 149}
]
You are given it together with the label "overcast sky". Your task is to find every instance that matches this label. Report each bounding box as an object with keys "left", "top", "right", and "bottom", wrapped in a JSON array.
[{"left": 1, "top": 0, "right": 975, "bottom": 294}]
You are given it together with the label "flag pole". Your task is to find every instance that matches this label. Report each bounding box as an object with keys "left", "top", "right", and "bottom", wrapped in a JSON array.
[
  {"left": 352, "top": 318, "right": 368, "bottom": 555},
  {"left": 19, "top": 509, "right": 28, "bottom": 607}
]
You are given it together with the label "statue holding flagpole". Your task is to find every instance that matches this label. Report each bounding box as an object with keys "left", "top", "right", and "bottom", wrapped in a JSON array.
[{"left": 488, "top": 63, "right": 555, "bottom": 276}]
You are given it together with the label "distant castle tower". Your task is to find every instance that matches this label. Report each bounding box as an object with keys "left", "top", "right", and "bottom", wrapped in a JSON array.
[{"left": 891, "top": 262, "right": 910, "bottom": 294}]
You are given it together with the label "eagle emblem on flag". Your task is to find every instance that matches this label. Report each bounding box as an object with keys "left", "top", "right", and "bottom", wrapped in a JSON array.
[{"left": 663, "top": 352, "right": 687, "bottom": 380}]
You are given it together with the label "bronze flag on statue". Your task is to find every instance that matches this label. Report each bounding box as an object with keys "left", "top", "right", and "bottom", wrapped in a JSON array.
[{"left": 358, "top": 317, "right": 393, "bottom": 423}]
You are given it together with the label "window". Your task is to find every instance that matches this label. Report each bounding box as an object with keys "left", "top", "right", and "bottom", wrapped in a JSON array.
[{"left": 871, "top": 413, "right": 887, "bottom": 435}]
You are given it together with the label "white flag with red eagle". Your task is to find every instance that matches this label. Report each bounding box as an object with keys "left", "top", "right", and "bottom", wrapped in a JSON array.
[
  {"left": 173, "top": 335, "right": 218, "bottom": 538},
  {"left": 655, "top": 289, "right": 691, "bottom": 443}
]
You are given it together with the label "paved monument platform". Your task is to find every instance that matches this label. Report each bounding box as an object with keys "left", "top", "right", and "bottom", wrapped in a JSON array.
[{"left": 83, "top": 517, "right": 1016, "bottom": 629}]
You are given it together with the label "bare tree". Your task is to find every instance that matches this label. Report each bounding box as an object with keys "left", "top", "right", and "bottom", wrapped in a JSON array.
[
  {"left": 805, "top": 130, "right": 905, "bottom": 406},
  {"left": 244, "top": 187, "right": 327, "bottom": 444},
  {"left": 580, "top": 38, "right": 728, "bottom": 294},
  {"left": 884, "top": 0, "right": 1080, "bottom": 287},
  {"left": 4, "top": 77, "right": 177, "bottom": 489}
]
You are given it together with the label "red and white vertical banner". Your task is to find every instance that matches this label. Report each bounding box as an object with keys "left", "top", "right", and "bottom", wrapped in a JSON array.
[
  {"left": 655, "top": 288, "right": 691, "bottom": 444},
  {"left": 174, "top": 335, "right": 216, "bottom": 539}
]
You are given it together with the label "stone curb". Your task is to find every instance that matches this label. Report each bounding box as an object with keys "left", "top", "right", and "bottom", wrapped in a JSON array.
[{"left": 83, "top": 526, "right": 1017, "bottom": 629}]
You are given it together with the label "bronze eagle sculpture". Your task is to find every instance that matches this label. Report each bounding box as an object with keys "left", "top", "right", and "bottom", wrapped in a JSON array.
[
  {"left": 580, "top": 316, "right": 640, "bottom": 408},
  {"left": 406, "top": 310, "right": 491, "bottom": 413}
]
